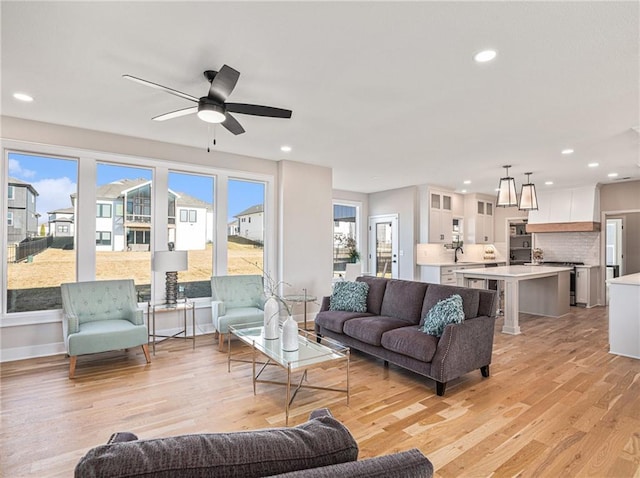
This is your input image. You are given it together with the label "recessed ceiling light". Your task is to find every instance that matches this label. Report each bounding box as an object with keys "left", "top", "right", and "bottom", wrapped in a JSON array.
[
  {"left": 463, "top": 180, "right": 471, "bottom": 184},
  {"left": 494, "top": 188, "right": 500, "bottom": 192},
  {"left": 13, "top": 92, "right": 33, "bottom": 102},
  {"left": 461, "top": 189, "right": 468, "bottom": 193},
  {"left": 588, "top": 162, "right": 599, "bottom": 168},
  {"left": 545, "top": 181, "right": 554, "bottom": 185},
  {"left": 280, "top": 145, "right": 292, "bottom": 152},
  {"left": 608, "top": 172, "right": 619, "bottom": 178},
  {"left": 473, "top": 49, "right": 497, "bottom": 63},
  {"left": 561, "top": 149, "right": 574, "bottom": 155}
]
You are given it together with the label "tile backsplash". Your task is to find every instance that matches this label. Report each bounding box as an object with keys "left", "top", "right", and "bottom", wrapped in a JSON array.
[{"left": 533, "top": 232, "right": 600, "bottom": 265}]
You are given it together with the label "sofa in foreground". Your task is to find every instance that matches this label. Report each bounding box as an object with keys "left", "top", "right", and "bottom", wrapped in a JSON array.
[
  {"left": 315, "top": 276, "right": 498, "bottom": 396},
  {"left": 75, "top": 409, "right": 433, "bottom": 478}
]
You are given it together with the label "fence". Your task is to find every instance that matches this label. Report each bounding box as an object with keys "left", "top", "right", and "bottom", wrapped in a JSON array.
[{"left": 7, "top": 236, "right": 53, "bottom": 263}]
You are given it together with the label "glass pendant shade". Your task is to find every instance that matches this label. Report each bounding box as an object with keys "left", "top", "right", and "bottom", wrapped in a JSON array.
[
  {"left": 496, "top": 165, "right": 518, "bottom": 207},
  {"left": 518, "top": 173, "right": 539, "bottom": 211}
]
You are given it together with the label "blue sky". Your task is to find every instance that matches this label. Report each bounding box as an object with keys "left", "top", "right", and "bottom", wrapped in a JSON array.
[{"left": 8, "top": 153, "right": 264, "bottom": 222}]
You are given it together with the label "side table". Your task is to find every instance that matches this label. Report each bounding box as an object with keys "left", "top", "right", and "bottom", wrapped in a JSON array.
[
  {"left": 284, "top": 289, "right": 317, "bottom": 331},
  {"left": 148, "top": 300, "right": 196, "bottom": 355}
]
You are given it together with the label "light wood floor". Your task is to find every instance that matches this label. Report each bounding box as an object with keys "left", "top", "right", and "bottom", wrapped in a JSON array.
[{"left": 1, "top": 306, "right": 639, "bottom": 477}]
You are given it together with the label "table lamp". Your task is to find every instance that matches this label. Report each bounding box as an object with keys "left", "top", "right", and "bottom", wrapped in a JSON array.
[{"left": 153, "top": 250, "right": 188, "bottom": 306}]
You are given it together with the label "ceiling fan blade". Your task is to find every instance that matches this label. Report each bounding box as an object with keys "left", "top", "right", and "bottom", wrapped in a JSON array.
[
  {"left": 152, "top": 106, "right": 198, "bottom": 121},
  {"left": 221, "top": 113, "right": 245, "bottom": 135},
  {"left": 123, "top": 75, "right": 198, "bottom": 102},
  {"left": 226, "top": 103, "right": 292, "bottom": 119},
  {"left": 208, "top": 65, "right": 240, "bottom": 103}
]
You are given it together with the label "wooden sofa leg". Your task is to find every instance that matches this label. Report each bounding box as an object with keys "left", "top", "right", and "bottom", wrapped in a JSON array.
[
  {"left": 219, "top": 333, "right": 226, "bottom": 352},
  {"left": 142, "top": 344, "right": 151, "bottom": 363},
  {"left": 481, "top": 365, "right": 490, "bottom": 377},
  {"left": 69, "top": 356, "right": 77, "bottom": 379},
  {"left": 436, "top": 381, "right": 446, "bottom": 396}
]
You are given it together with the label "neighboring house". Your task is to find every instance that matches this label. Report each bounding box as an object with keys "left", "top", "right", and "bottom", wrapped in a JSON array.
[
  {"left": 227, "top": 219, "right": 239, "bottom": 236},
  {"left": 70, "top": 178, "right": 213, "bottom": 252},
  {"left": 7, "top": 177, "right": 39, "bottom": 244},
  {"left": 235, "top": 204, "right": 264, "bottom": 243},
  {"left": 47, "top": 207, "right": 74, "bottom": 237}
]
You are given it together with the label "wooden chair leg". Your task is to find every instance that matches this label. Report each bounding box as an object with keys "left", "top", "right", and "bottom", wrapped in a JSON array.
[
  {"left": 218, "top": 333, "right": 226, "bottom": 352},
  {"left": 69, "top": 356, "right": 77, "bottom": 379},
  {"left": 142, "top": 344, "right": 151, "bottom": 363}
]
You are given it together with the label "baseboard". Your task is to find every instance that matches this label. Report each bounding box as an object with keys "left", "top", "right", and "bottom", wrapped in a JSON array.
[{"left": 1, "top": 342, "right": 66, "bottom": 363}]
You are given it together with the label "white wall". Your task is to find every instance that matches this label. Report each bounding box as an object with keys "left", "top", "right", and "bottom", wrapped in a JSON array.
[
  {"left": 278, "top": 161, "right": 333, "bottom": 322},
  {"left": 369, "top": 186, "right": 418, "bottom": 280}
]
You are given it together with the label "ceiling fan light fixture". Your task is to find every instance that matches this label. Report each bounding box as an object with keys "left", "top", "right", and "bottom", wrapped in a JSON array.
[
  {"left": 496, "top": 165, "right": 518, "bottom": 207},
  {"left": 197, "top": 102, "right": 226, "bottom": 123}
]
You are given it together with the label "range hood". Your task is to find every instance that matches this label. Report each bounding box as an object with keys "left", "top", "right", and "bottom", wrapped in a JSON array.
[{"left": 526, "top": 185, "right": 600, "bottom": 233}]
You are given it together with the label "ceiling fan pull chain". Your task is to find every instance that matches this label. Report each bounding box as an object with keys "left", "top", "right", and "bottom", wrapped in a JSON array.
[
  {"left": 207, "top": 124, "right": 211, "bottom": 152},
  {"left": 213, "top": 125, "right": 217, "bottom": 146}
]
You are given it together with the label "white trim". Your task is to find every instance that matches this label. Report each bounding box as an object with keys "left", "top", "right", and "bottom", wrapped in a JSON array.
[{"left": 1, "top": 342, "right": 67, "bottom": 363}]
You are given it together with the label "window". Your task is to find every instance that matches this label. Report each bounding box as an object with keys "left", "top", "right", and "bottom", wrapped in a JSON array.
[
  {"left": 168, "top": 171, "right": 214, "bottom": 299},
  {"left": 95, "top": 163, "right": 152, "bottom": 299},
  {"left": 96, "top": 203, "right": 112, "bottom": 218},
  {"left": 57, "top": 224, "right": 69, "bottom": 234},
  {"left": 95, "top": 231, "right": 112, "bottom": 246},
  {"left": 5, "top": 152, "right": 78, "bottom": 313},
  {"left": 8, "top": 185, "right": 14, "bottom": 199},
  {"left": 228, "top": 179, "right": 265, "bottom": 275},
  {"left": 333, "top": 203, "right": 359, "bottom": 278}
]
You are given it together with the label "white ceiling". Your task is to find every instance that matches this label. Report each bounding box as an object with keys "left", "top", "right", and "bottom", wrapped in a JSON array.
[{"left": 2, "top": 1, "right": 638, "bottom": 195}]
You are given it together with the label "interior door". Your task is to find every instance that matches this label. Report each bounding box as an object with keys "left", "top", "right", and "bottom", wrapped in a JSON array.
[{"left": 368, "top": 214, "right": 398, "bottom": 278}]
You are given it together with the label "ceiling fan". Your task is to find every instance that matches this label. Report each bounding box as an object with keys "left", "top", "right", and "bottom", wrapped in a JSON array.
[{"left": 123, "top": 65, "right": 292, "bottom": 135}]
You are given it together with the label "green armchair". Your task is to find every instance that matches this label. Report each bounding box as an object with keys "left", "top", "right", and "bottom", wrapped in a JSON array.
[
  {"left": 60, "top": 279, "right": 151, "bottom": 378},
  {"left": 211, "top": 275, "right": 266, "bottom": 350}
]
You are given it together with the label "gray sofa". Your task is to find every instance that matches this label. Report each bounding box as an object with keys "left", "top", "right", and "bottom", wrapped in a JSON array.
[
  {"left": 315, "top": 276, "right": 497, "bottom": 396},
  {"left": 75, "top": 409, "right": 433, "bottom": 478}
]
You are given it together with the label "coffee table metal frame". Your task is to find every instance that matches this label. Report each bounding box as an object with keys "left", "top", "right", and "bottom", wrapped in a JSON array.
[{"left": 228, "top": 322, "right": 349, "bottom": 425}]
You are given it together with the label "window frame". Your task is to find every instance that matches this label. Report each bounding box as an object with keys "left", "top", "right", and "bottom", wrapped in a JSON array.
[
  {"left": 7, "top": 211, "right": 13, "bottom": 226},
  {"left": 8, "top": 185, "right": 14, "bottom": 200},
  {"left": 96, "top": 203, "right": 112, "bottom": 218},
  {"left": 2, "top": 139, "right": 276, "bottom": 324}
]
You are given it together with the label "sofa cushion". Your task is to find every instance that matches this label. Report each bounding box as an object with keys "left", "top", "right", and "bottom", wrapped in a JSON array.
[
  {"left": 270, "top": 448, "right": 434, "bottom": 478},
  {"left": 343, "top": 316, "right": 410, "bottom": 346},
  {"left": 74, "top": 413, "right": 358, "bottom": 478},
  {"left": 381, "top": 326, "right": 440, "bottom": 363},
  {"left": 315, "top": 310, "right": 374, "bottom": 334},
  {"left": 420, "top": 285, "right": 479, "bottom": 324},
  {"left": 330, "top": 281, "right": 369, "bottom": 313},
  {"left": 356, "top": 276, "right": 388, "bottom": 315},
  {"left": 380, "top": 280, "right": 429, "bottom": 324},
  {"left": 422, "top": 294, "right": 465, "bottom": 337}
]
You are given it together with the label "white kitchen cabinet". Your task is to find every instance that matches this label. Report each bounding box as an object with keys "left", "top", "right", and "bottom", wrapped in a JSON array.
[
  {"left": 429, "top": 190, "right": 453, "bottom": 243},
  {"left": 575, "top": 266, "right": 599, "bottom": 308},
  {"left": 464, "top": 194, "right": 494, "bottom": 244}
]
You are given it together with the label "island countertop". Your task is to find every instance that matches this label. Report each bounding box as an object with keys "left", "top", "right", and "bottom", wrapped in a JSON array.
[
  {"left": 607, "top": 272, "right": 640, "bottom": 286},
  {"left": 453, "top": 265, "right": 572, "bottom": 278}
]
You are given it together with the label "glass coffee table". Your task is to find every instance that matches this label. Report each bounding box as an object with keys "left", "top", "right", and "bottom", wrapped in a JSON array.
[{"left": 228, "top": 323, "right": 350, "bottom": 425}]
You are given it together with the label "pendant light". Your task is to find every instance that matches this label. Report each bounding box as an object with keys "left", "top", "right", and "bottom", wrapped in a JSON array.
[
  {"left": 518, "top": 172, "right": 539, "bottom": 211},
  {"left": 496, "top": 165, "right": 518, "bottom": 207}
]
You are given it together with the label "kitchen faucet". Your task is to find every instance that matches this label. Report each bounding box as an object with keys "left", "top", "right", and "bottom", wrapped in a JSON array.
[{"left": 454, "top": 245, "right": 464, "bottom": 263}]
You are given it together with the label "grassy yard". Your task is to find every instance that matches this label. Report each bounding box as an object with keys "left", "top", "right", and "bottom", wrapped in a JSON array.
[{"left": 7, "top": 242, "right": 263, "bottom": 289}]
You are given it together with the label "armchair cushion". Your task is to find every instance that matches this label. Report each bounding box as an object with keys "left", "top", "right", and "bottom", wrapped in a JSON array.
[{"left": 67, "top": 319, "right": 149, "bottom": 356}]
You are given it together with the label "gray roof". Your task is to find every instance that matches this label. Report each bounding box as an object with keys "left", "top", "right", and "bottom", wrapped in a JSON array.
[
  {"left": 8, "top": 176, "right": 39, "bottom": 195},
  {"left": 235, "top": 204, "right": 263, "bottom": 218},
  {"left": 48, "top": 207, "right": 74, "bottom": 214}
]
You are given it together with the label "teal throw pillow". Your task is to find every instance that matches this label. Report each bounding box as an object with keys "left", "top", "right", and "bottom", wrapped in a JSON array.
[
  {"left": 422, "top": 294, "right": 465, "bottom": 337},
  {"left": 330, "top": 281, "right": 369, "bottom": 313}
]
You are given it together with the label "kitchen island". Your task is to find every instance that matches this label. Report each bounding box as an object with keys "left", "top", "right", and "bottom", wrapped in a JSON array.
[
  {"left": 607, "top": 273, "right": 640, "bottom": 359},
  {"left": 455, "top": 265, "right": 571, "bottom": 335}
]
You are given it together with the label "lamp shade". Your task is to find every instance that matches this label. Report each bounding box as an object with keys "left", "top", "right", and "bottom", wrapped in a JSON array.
[
  {"left": 153, "top": 250, "right": 188, "bottom": 272},
  {"left": 496, "top": 165, "right": 518, "bottom": 207},
  {"left": 518, "top": 173, "right": 539, "bottom": 211}
]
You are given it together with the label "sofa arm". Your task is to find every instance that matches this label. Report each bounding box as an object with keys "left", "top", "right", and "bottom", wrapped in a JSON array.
[
  {"left": 430, "top": 315, "right": 496, "bottom": 383},
  {"left": 320, "top": 296, "right": 331, "bottom": 312},
  {"left": 62, "top": 312, "right": 79, "bottom": 335},
  {"left": 270, "top": 449, "right": 434, "bottom": 478},
  {"left": 211, "top": 300, "right": 226, "bottom": 332},
  {"left": 129, "top": 308, "right": 144, "bottom": 326}
]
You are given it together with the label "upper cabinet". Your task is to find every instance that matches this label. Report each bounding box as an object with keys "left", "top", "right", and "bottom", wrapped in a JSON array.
[
  {"left": 428, "top": 189, "right": 453, "bottom": 243},
  {"left": 464, "top": 194, "right": 494, "bottom": 244}
]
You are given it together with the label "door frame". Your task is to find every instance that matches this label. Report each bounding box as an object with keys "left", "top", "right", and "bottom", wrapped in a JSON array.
[{"left": 368, "top": 214, "right": 399, "bottom": 278}]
